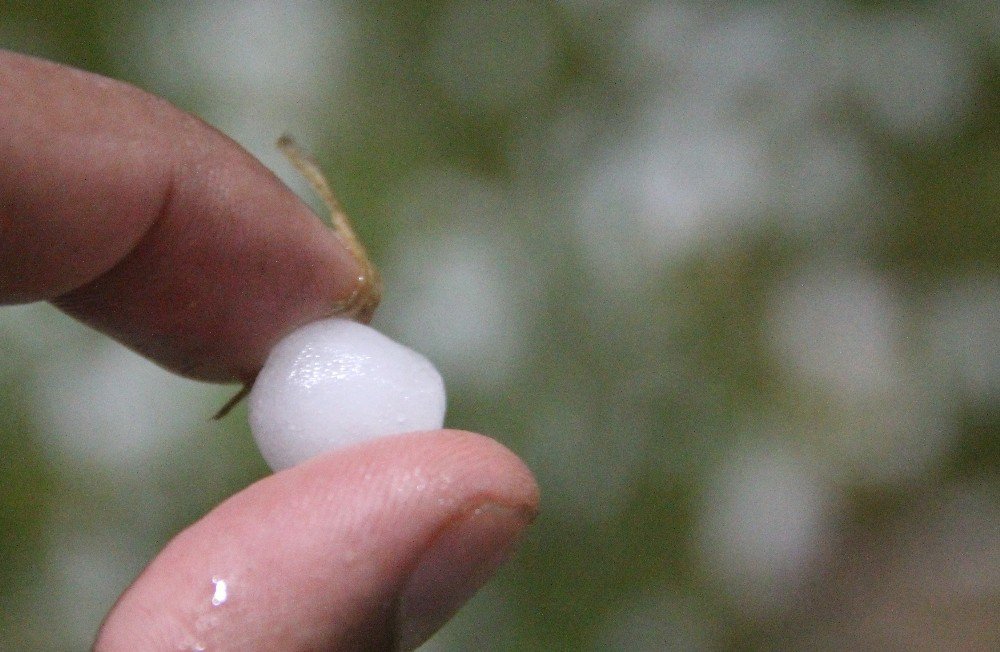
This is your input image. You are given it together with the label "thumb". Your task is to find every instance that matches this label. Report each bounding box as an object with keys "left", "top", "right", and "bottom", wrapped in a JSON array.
[{"left": 95, "top": 431, "right": 539, "bottom": 651}]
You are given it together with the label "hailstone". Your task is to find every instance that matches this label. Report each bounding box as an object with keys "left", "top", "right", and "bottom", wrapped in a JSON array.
[{"left": 248, "top": 318, "right": 446, "bottom": 471}]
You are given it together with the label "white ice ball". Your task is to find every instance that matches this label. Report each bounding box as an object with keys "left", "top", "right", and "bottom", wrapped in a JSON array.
[{"left": 248, "top": 318, "right": 447, "bottom": 471}]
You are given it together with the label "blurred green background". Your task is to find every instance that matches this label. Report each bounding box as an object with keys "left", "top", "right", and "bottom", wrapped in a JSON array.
[{"left": 1, "top": 1, "right": 997, "bottom": 649}]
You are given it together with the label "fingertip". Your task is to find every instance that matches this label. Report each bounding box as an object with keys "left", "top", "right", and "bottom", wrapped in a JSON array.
[
  {"left": 96, "top": 430, "right": 539, "bottom": 650},
  {"left": 0, "top": 51, "right": 363, "bottom": 381},
  {"left": 429, "top": 429, "right": 541, "bottom": 514}
]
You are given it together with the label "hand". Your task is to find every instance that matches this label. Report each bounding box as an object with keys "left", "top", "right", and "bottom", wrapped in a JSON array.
[{"left": 0, "top": 50, "right": 539, "bottom": 651}]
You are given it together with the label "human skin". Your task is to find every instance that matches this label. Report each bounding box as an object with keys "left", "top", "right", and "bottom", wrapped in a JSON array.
[{"left": 0, "top": 50, "right": 539, "bottom": 650}]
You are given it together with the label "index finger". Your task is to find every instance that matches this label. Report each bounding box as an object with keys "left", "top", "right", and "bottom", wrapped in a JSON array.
[{"left": 0, "top": 50, "right": 361, "bottom": 382}]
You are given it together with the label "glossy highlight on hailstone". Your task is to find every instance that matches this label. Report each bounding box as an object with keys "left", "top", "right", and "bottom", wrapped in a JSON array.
[{"left": 249, "top": 318, "right": 447, "bottom": 471}]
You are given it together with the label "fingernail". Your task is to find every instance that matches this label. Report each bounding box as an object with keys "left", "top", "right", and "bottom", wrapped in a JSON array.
[{"left": 396, "top": 502, "right": 535, "bottom": 650}]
